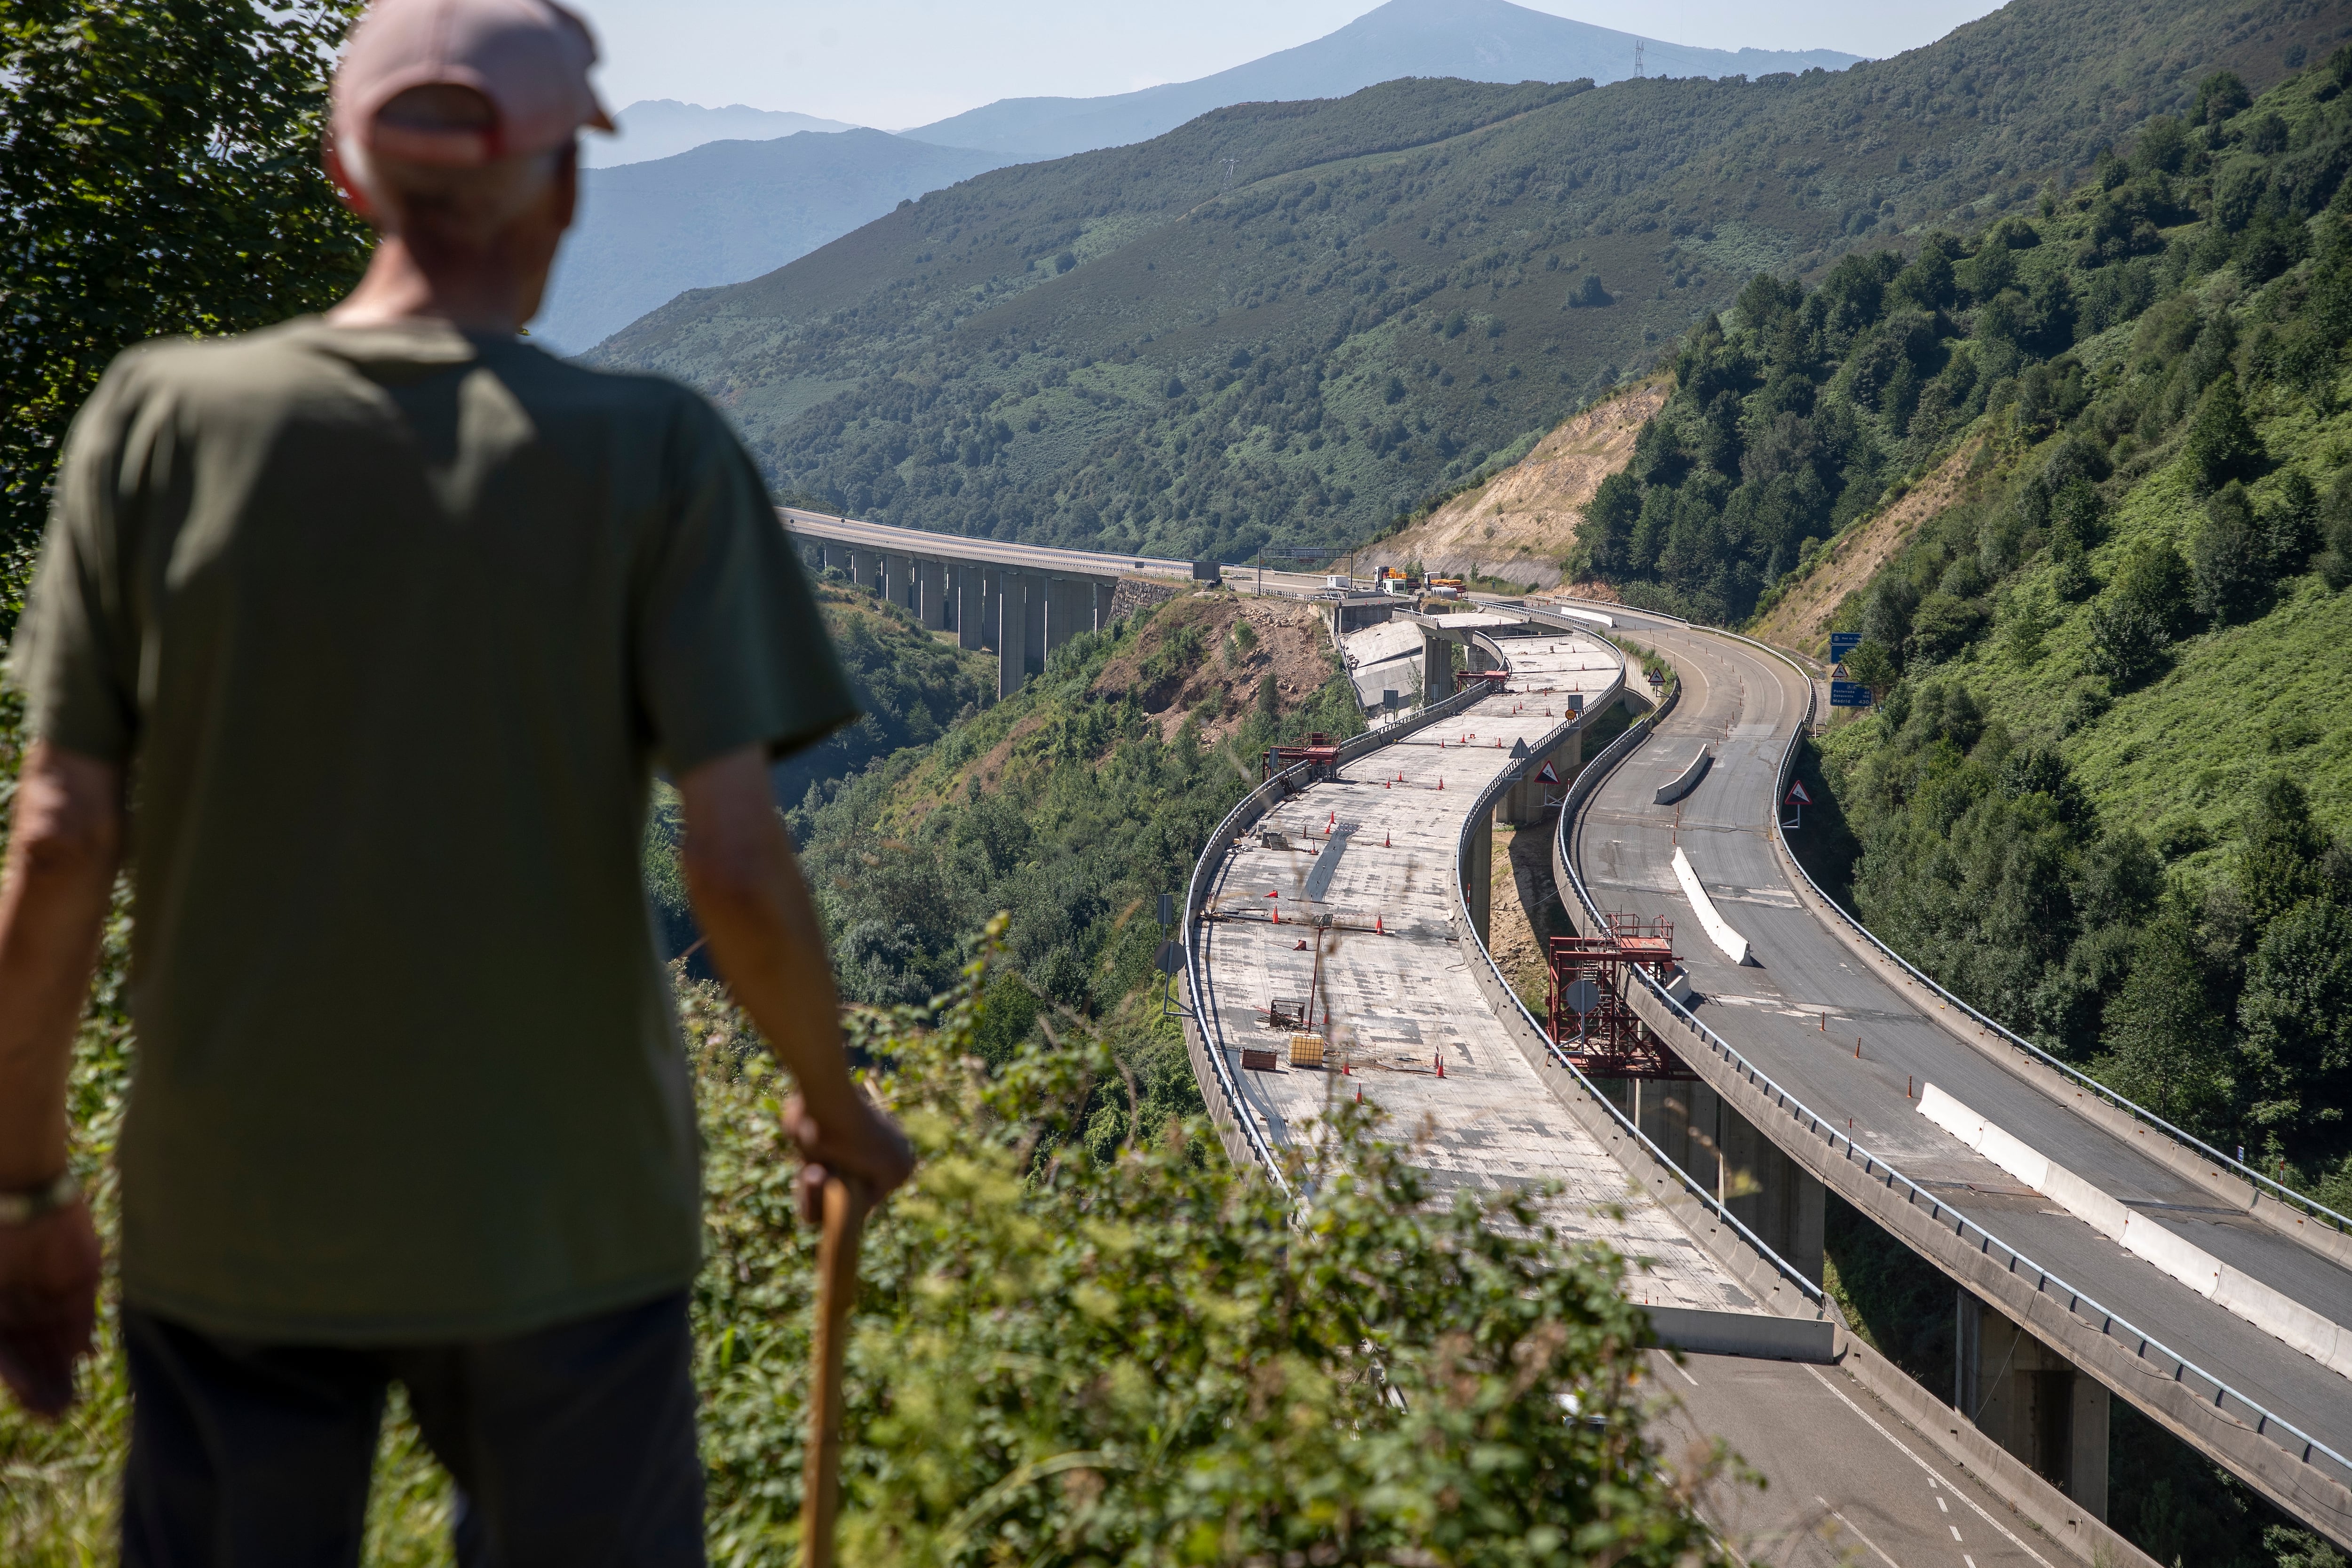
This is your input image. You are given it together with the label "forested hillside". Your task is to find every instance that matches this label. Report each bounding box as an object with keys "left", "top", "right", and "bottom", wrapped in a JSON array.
[
  {"left": 1578, "top": 53, "right": 2352, "bottom": 1213},
  {"left": 590, "top": 0, "right": 2337, "bottom": 569}
]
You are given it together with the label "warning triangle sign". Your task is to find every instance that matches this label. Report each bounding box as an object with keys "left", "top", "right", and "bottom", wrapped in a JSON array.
[
  {"left": 1785, "top": 779, "right": 1813, "bottom": 805},
  {"left": 1536, "top": 761, "right": 1561, "bottom": 784}
]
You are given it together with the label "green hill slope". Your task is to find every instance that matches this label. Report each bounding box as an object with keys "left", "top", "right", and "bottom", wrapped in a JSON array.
[
  {"left": 1571, "top": 52, "right": 2352, "bottom": 1218},
  {"left": 587, "top": 0, "right": 2334, "bottom": 566}
]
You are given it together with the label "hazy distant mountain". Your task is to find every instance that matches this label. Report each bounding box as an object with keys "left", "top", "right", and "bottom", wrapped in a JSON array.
[
  {"left": 587, "top": 99, "right": 863, "bottom": 168},
  {"left": 532, "top": 130, "right": 999, "bottom": 353},
  {"left": 906, "top": 0, "right": 1861, "bottom": 161}
]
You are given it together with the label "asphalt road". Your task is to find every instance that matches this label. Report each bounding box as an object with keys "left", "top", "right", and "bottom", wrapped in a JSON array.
[
  {"left": 1652, "top": 1351, "right": 2060, "bottom": 1568},
  {"left": 1576, "top": 612, "right": 2352, "bottom": 1471}
]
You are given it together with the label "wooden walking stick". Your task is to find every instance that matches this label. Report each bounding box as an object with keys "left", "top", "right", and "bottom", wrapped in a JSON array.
[{"left": 802, "top": 1175, "right": 870, "bottom": 1568}]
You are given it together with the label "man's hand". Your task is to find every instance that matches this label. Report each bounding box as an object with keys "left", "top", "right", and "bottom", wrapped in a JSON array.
[
  {"left": 781, "top": 1093, "right": 915, "bottom": 1226},
  {"left": 0, "top": 1197, "right": 101, "bottom": 1418},
  {"left": 676, "top": 747, "right": 916, "bottom": 1217}
]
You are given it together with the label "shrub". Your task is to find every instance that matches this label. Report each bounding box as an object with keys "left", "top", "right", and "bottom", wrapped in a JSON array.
[
  {"left": 2191, "top": 481, "right": 2270, "bottom": 622},
  {"left": 2185, "top": 374, "right": 2264, "bottom": 492}
]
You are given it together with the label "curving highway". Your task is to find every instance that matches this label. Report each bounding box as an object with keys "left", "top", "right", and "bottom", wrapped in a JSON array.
[
  {"left": 1183, "top": 629, "right": 2092, "bottom": 1566},
  {"left": 1564, "top": 606, "right": 2352, "bottom": 1546}
]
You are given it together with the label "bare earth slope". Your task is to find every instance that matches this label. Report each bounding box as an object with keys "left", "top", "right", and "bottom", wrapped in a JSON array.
[
  {"left": 1365, "top": 381, "right": 1665, "bottom": 586},
  {"left": 1748, "top": 438, "right": 1985, "bottom": 656}
]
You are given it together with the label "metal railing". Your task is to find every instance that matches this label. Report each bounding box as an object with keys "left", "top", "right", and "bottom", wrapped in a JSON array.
[{"left": 1553, "top": 626, "right": 2352, "bottom": 1494}]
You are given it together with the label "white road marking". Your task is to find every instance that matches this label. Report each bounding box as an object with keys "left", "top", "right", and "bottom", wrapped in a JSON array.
[
  {"left": 1816, "top": 1497, "right": 1902, "bottom": 1568},
  {"left": 1801, "top": 1364, "right": 2056, "bottom": 1568},
  {"left": 1936, "top": 1495, "right": 1948, "bottom": 1512},
  {"left": 1669, "top": 1358, "right": 1699, "bottom": 1387},
  {"left": 1952, "top": 1525, "right": 1965, "bottom": 1541}
]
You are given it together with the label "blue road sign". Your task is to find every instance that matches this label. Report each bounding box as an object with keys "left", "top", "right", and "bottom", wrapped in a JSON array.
[
  {"left": 1828, "top": 632, "right": 1861, "bottom": 661},
  {"left": 1831, "top": 681, "right": 1874, "bottom": 707}
]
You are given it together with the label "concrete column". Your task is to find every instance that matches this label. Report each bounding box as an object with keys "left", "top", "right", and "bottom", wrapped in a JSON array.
[
  {"left": 956, "top": 566, "right": 985, "bottom": 650},
  {"left": 1022, "top": 569, "right": 1047, "bottom": 677},
  {"left": 1422, "top": 632, "right": 1453, "bottom": 704},
  {"left": 1466, "top": 638, "right": 1494, "bottom": 673},
  {"left": 852, "top": 550, "right": 876, "bottom": 590},
  {"left": 997, "top": 573, "right": 1025, "bottom": 699},
  {"left": 916, "top": 559, "right": 947, "bottom": 630},
  {"left": 1045, "top": 576, "right": 1088, "bottom": 652},
  {"left": 2071, "top": 1377, "right": 2110, "bottom": 1521},
  {"left": 1465, "top": 805, "right": 1494, "bottom": 942},
  {"left": 1957, "top": 1295, "right": 2101, "bottom": 1506},
  {"left": 1094, "top": 580, "right": 1116, "bottom": 632}
]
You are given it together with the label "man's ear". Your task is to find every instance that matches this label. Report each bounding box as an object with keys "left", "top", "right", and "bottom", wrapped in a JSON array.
[{"left": 323, "top": 140, "right": 379, "bottom": 224}]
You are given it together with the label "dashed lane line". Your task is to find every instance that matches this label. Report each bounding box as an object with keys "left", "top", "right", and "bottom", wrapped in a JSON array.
[{"left": 1800, "top": 1363, "right": 2056, "bottom": 1568}]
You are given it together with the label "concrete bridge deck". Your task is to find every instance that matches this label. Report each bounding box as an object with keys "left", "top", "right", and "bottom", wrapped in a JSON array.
[{"left": 1197, "top": 632, "right": 1760, "bottom": 1315}]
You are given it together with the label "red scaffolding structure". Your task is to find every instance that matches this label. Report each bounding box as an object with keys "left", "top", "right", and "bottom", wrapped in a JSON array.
[
  {"left": 1261, "top": 732, "right": 1345, "bottom": 782},
  {"left": 1546, "top": 912, "right": 1694, "bottom": 1080}
]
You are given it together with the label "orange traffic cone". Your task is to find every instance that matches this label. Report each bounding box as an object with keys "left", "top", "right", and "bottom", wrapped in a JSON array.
[
  {"left": 1376, "top": 913, "right": 1385, "bottom": 932},
  {"left": 1435, "top": 1055, "right": 1445, "bottom": 1078},
  {"left": 1438, "top": 777, "right": 1444, "bottom": 790}
]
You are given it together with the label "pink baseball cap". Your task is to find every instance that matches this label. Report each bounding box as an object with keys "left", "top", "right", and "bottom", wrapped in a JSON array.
[{"left": 332, "top": 0, "right": 615, "bottom": 168}]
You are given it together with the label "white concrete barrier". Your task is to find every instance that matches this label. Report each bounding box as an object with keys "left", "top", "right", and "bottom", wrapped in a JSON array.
[
  {"left": 1654, "top": 745, "right": 1712, "bottom": 804},
  {"left": 1919, "top": 1083, "right": 2352, "bottom": 1384},
  {"left": 1642, "top": 1304, "right": 1836, "bottom": 1362},
  {"left": 1671, "top": 846, "right": 1750, "bottom": 966}
]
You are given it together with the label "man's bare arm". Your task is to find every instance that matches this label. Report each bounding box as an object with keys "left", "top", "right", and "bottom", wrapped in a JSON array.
[
  {"left": 0, "top": 741, "right": 119, "bottom": 1417},
  {"left": 0, "top": 743, "right": 120, "bottom": 1186},
  {"left": 676, "top": 746, "right": 913, "bottom": 1205}
]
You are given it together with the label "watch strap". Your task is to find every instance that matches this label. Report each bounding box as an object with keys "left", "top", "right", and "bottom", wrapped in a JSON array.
[{"left": 0, "top": 1170, "right": 80, "bottom": 1226}]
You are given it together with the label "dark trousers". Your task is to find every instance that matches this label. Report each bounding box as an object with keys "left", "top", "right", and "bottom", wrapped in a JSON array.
[{"left": 120, "top": 1291, "right": 706, "bottom": 1568}]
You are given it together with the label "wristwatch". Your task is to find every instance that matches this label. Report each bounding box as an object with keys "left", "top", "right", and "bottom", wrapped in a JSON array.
[{"left": 0, "top": 1170, "right": 80, "bottom": 1226}]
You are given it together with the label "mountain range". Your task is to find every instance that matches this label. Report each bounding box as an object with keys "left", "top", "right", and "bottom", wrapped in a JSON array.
[
  {"left": 583, "top": 99, "right": 862, "bottom": 168},
  {"left": 537, "top": 0, "right": 1863, "bottom": 352},
  {"left": 582, "top": 0, "right": 2336, "bottom": 567},
  {"left": 900, "top": 0, "right": 1862, "bottom": 165},
  {"left": 535, "top": 130, "right": 999, "bottom": 353}
]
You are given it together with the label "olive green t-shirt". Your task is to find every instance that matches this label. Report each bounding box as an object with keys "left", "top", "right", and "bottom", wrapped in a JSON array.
[{"left": 8, "top": 317, "right": 855, "bottom": 1342}]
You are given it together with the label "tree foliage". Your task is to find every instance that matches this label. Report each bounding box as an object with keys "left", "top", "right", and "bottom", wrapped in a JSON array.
[{"left": 0, "top": 0, "right": 371, "bottom": 633}]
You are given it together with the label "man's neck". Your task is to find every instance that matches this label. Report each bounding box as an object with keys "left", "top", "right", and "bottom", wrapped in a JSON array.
[{"left": 326, "top": 235, "right": 541, "bottom": 335}]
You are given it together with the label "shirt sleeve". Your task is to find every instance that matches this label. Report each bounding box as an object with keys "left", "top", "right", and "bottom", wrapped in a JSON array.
[
  {"left": 633, "top": 392, "right": 860, "bottom": 777},
  {"left": 6, "top": 365, "right": 141, "bottom": 764}
]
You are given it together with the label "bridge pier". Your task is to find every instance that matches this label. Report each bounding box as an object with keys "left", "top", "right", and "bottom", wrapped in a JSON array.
[
  {"left": 1022, "top": 569, "right": 1047, "bottom": 676},
  {"left": 995, "top": 572, "right": 1024, "bottom": 698},
  {"left": 1421, "top": 631, "right": 1454, "bottom": 703},
  {"left": 1094, "top": 580, "right": 1115, "bottom": 634},
  {"left": 915, "top": 558, "right": 947, "bottom": 630},
  {"left": 1958, "top": 1295, "right": 2111, "bottom": 1519},
  {"left": 1046, "top": 575, "right": 1089, "bottom": 652},
  {"left": 1615, "top": 1081, "right": 1825, "bottom": 1286},
  {"left": 955, "top": 565, "right": 985, "bottom": 650}
]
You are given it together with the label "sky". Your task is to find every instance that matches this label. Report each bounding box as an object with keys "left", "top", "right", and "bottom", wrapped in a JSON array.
[{"left": 566, "top": 0, "right": 2008, "bottom": 135}]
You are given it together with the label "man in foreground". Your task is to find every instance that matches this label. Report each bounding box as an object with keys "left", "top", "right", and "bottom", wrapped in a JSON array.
[{"left": 0, "top": 0, "right": 911, "bottom": 1559}]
